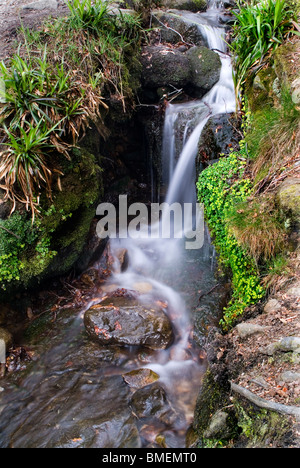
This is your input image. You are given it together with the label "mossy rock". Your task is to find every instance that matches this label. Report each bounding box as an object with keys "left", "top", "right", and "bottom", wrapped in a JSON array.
[
  {"left": 0, "top": 147, "right": 102, "bottom": 294},
  {"left": 233, "top": 399, "right": 292, "bottom": 448},
  {"left": 186, "top": 46, "right": 221, "bottom": 97},
  {"left": 27, "top": 148, "right": 101, "bottom": 284},
  {"left": 193, "top": 370, "right": 231, "bottom": 438},
  {"left": 161, "top": 0, "right": 207, "bottom": 12},
  {"left": 151, "top": 10, "right": 207, "bottom": 45},
  {"left": 274, "top": 42, "right": 300, "bottom": 93},
  {"left": 245, "top": 65, "right": 279, "bottom": 112},
  {"left": 277, "top": 178, "right": 300, "bottom": 226},
  {"left": 140, "top": 45, "right": 190, "bottom": 89}
]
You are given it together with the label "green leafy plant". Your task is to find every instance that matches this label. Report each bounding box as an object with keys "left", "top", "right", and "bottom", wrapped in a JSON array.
[
  {"left": 0, "top": 119, "right": 64, "bottom": 219},
  {"left": 197, "top": 148, "right": 265, "bottom": 330},
  {"left": 66, "top": 0, "right": 116, "bottom": 34},
  {"left": 0, "top": 0, "right": 143, "bottom": 222},
  {"left": 230, "top": 0, "right": 298, "bottom": 99},
  {"left": 0, "top": 212, "right": 56, "bottom": 287}
]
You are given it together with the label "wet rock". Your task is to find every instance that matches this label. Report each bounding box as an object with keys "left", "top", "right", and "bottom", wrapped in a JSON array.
[
  {"left": 130, "top": 382, "right": 177, "bottom": 424},
  {"left": 197, "top": 113, "right": 240, "bottom": 168},
  {"left": 112, "top": 248, "right": 129, "bottom": 274},
  {"left": 236, "top": 323, "right": 269, "bottom": 339},
  {"left": 0, "top": 372, "right": 140, "bottom": 448},
  {"left": 140, "top": 44, "right": 221, "bottom": 100},
  {"left": 140, "top": 45, "right": 190, "bottom": 90},
  {"left": 186, "top": 46, "right": 221, "bottom": 97},
  {"left": 84, "top": 297, "right": 174, "bottom": 350},
  {"left": 122, "top": 368, "right": 160, "bottom": 389},
  {"left": 151, "top": 10, "right": 207, "bottom": 45}
]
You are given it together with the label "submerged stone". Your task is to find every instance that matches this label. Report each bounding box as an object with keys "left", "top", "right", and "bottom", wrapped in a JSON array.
[
  {"left": 84, "top": 297, "right": 174, "bottom": 350},
  {"left": 130, "top": 382, "right": 177, "bottom": 424},
  {"left": 122, "top": 368, "right": 160, "bottom": 389},
  {"left": 0, "top": 372, "right": 140, "bottom": 448}
]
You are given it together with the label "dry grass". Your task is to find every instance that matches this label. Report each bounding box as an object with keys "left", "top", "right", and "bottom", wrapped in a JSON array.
[{"left": 226, "top": 195, "right": 287, "bottom": 262}]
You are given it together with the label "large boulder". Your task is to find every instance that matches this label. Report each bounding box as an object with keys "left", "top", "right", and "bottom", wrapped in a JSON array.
[
  {"left": 151, "top": 9, "right": 207, "bottom": 45},
  {"left": 186, "top": 46, "right": 221, "bottom": 96},
  {"left": 160, "top": 0, "right": 207, "bottom": 12},
  {"left": 84, "top": 296, "right": 174, "bottom": 350},
  {"left": 140, "top": 45, "right": 221, "bottom": 99},
  {"left": 140, "top": 45, "right": 190, "bottom": 89},
  {"left": 130, "top": 382, "right": 178, "bottom": 425}
]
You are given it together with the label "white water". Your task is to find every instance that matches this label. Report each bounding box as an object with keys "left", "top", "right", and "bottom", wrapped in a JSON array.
[{"left": 102, "top": 1, "right": 236, "bottom": 432}]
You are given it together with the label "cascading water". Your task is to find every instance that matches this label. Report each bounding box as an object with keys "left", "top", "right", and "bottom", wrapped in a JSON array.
[
  {"left": 0, "top": 2, "right": 236, "bottom": 449},
  {"left": 104, "top": 0, "right": 236, "bottom": 445}
]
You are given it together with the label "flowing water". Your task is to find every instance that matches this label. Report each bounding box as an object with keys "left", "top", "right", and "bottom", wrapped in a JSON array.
[{"left": 0, "top": 3, "right": 235, "bottom": 448}]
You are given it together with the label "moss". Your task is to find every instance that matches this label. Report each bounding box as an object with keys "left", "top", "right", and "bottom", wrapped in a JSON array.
[
  {"left": 277, "top": 179, "right": 300, "bottom": 225},
  {"left": 0, "top": 146, "right": 102, "bottom": 293},
  {"left": 274, "top": 42, "right": 300, "bottom": 91},
  {"left": 194, "top": 370, "right": 293, "bottom": 448},
  {"left": 193, "top": 370, "right": 230, "bottom": 438},
  {"left": 22, "top": 148, "right": 101, "bottom": 285},
  {"left": 246, "top": 66, "right": 277, "bottom": 113},
  {"left": 234, "top": 400, "right": 291, "bottom": 448}
]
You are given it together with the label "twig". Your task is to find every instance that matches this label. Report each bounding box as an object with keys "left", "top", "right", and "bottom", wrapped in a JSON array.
[
  {"left": 151, "top": 14, "right": 194, "bottom": 47},
  {"left": 0, "top": 225, "right": 21, "bottom": 240},
  {"left": 198, "top": 283, "right": 220, "bottom": 302}
]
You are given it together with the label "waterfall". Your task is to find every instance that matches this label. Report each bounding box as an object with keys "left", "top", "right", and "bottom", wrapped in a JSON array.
[
  {"left": 100, "top": 0, "right": 236, "bottom": 441},
  {"left": 164, "top": 22, "right": 235, "bottom": 208},
  {"left": 106, "top": 2, "right": 235, "bottom": 367}
]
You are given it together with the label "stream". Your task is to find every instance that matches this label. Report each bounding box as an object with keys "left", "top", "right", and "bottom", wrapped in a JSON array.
[{"left": 0, "top": 2, "right": 236, "bottom": 449}]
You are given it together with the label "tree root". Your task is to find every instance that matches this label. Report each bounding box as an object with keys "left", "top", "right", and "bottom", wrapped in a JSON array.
[{"left": 231, "top": 382, "right": 300, "bottom": 420}]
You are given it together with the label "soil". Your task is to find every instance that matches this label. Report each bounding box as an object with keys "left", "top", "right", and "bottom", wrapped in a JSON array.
[
  {"left": 0, "top": 0, "right": 68, "bottom": 61},
  {"left": 205, "top": 249, "right": 300, "bottom": 447}
]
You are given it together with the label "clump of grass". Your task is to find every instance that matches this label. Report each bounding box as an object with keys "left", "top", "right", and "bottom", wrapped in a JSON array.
[
  {"left": 66, "top": 0, "right": 115, "bottom": 33},
  {"left": 245, "top": 88, "right": 300, "bottom": 192},
  {"left": 0, "top": 0, "right": 143, "bottom": 219},
  {"left": 225, "top": 195, "right": 287, "bottom": 263},
  {"left": 0, "top": 49, "right": 107, "bottom": 218}
]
